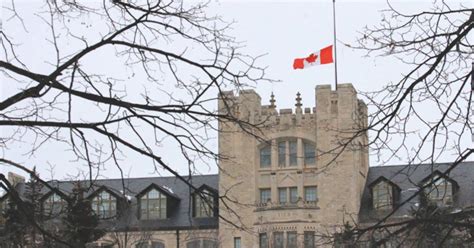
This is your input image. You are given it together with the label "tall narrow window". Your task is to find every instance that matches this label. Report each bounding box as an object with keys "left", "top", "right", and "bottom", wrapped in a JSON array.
[
  {"left": 92, "top": 190, "right": 116, "bottom": 219},
  {"left": 260, "top": 189, "right": 271, "bottom": 203},
  {"left": 194, "top": 189, "right": 214, "bottom": 217},
  {"left": 287, "top": 231, "right": 297, "bottom": 248},
  {"left": 273, "top": 232, "right": 284, "bottom": 248},
  {"left": 304, "top": 186, "right": 317, "bottom": 202},
  {"left": 304, "top": 231, "right": 315, "bottom": 248},
  {"left": 289, "top": 140, "right": 297, "bottom": 166},
  {"left": 373, "top": 181, "right": 393, "bottom": 210},
  {"left": 259, "top": 233, "right": 268, "bottom": 248},
  {"left": 304, "top": 142, "right": 315, "bottom": 165},
  {"left": 278, "top": 142, "right": 286, "bottom": 167},
  {"left": 289, "top": 187, "right": 298, "bottom": 203},
  {"left": 140, "top": 188, "right": 167, "bottom": 219},
  {"left": 234, "top": 237, "right": 241, "bottom": 248},
  {"left": 260, "top": 146, "right": 271, "bottom": 168},
  {"left": 278, "top": 188, "right": 287, "bottom": 204},
  {"left": 43, "top": 193, "right": 65, "bottom": 217}
]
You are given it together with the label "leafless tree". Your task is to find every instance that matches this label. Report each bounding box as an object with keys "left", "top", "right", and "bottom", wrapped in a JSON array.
[
  {"left": 0, "top": 0, "right": 270, "bottom": 246},
  {"left": 343, "top": 1, "right": 474, "bottom": 246}
]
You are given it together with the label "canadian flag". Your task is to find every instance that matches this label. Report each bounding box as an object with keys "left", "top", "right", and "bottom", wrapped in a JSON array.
[{"left": 293, "top": 45, "right": 334, "bottom": 70}]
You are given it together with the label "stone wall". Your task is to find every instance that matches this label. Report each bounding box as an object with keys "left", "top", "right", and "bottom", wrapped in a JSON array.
[{"left": 218, "top": 84, "right": 368, "bottom": 247}]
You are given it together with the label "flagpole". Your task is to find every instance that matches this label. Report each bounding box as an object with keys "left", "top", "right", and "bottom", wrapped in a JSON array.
[{"left": 332, "top": 0, "right": 338, "bottom": 90}]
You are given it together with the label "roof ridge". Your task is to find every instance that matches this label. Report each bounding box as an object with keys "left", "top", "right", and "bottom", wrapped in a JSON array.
[
  {"left": 47, "top": 173, "right": 219, "bottom": 183},
  {"left": 370, "top": 161, "right": 474, "bottom": 169}
]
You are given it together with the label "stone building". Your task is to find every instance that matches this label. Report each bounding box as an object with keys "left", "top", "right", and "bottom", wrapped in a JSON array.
[
  {"left": 217, "top": 84, "right": 369, "bottom": 248},
  {"left": 0, "top": 84, "right": 473, "bottom": 247}
]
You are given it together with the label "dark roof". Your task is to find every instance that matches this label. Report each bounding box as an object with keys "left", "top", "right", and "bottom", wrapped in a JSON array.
[
  {"left": 18, "top": 174, "right": 219, "bottom": 231},
  {"left": 359, "top": 161, "right": 474, "bottom": 223}
]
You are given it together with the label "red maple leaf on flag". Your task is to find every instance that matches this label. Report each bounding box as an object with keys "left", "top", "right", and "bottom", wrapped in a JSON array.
[{"left": 305, "top": 53, "right": 318, "bottom": 63}]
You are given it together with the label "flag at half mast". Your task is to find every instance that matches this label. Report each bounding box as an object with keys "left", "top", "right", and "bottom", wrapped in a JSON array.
[{"left": 293, "top": 45, "right": 334, "bottom": 70}]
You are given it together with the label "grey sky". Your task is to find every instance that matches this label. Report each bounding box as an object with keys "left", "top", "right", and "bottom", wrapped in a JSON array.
[{"left": 1, "top": 0, "right": 472, "bottom": 180}]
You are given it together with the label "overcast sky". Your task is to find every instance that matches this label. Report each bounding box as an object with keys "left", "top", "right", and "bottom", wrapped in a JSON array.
[{"left": 1, "top": 0, "right": 472, "bottom": 181}]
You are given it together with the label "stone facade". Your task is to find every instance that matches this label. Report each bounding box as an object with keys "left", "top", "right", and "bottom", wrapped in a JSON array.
[
  {"left": 218, "top": 83, "right": 369, "bottom": 247},
  {"left": 4, "top": 83, "right": 469, "bottom": 247}
]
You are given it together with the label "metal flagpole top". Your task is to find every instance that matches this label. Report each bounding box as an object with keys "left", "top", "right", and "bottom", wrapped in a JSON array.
[{"left": 332, "top": 0, "right": 338, "bottom": 91}]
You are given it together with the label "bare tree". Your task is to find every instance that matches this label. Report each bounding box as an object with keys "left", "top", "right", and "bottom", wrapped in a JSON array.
[
  {"left": 343, "top": 1, "right": 474, "bottom": 246},
  {"left": 0, "top": 0, "right": 269, "bottom": 246}
]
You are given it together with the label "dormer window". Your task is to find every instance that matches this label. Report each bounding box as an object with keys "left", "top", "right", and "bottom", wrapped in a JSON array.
[
  {"left": 372, "top": 181, "right": 393, "bottom": 211},
  {"left": 423, "top": 175, "right": 454, "bottom": 206},
  {"left": 370, "top": 177, "right": 400, "bottom": 211},
  {"left": 91, "top": 190, "right": 117, "bottom": 219},
  {"left": 260, "top": 145, "right": 271, "bottom": 168},
  {"left": 43, "top": 192, "right": 66, "bottom": 217},
  {"left": 139, "top": 188, "right": 167, "bottom": 219},
  {"left": 193, "top": 189, "right": 215, "bottom": 218}
]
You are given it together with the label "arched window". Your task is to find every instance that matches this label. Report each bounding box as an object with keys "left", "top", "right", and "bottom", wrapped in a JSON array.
[
  {"left": 372, "top": 181, "right": 393, "bottom": 210},
  {"left": 43, "top": 193, "right": 66, "bottom": 217},
  {"left": 194, "top": 189, "right": 214, "bottom": 218},
  {"left": 135, "top": 241, "right": 165, "bottom": 248},
  {"left": 91, "top": 190, "right": 116, "bottom": 219},
  {"left": 260, "top": 145, "right": 271, "bottom": 168},
  {"left": 139, "top": 188, "right": 167, "bottom": 219}
]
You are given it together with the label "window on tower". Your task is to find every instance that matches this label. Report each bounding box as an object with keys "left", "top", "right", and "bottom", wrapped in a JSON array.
[
  {"left": 304, "top": 186, "right": 317, "bottom": 203},
  {"left": 278, "top": 141, "right": 286, "bottom": 167},
  {"left": 289, "top": 187, "right": 298, "bottom": 203},
  {"left": 289, "top": 141, "right": 297, "bottom": 166},
  {"left": 259, "top": 138, "right": 316, "bottom": 168},
  {"left": 260, "top": 145, "right": 271, "bottom": 168},
  {"left": 273, "top": 232, "right": 284, "bottom": 248},
  {"left": 259, "top": 188, "right": 271, "bottom": 204},
  {"left": 259, "top": 233, "right": 268, "bottom": 248},
  {"left": 278, "top": 188, "right": 287, "bottom": 204},
  {"left": 304, "top": 142, "right": 316, "bottom": 165}
]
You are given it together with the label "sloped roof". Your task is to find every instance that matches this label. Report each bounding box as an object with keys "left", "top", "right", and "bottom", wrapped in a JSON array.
[
  {"left": 34, "top": 174, "right": 219, "bottom": 231},
  {"left": 359, "top": 161, "right": 474, "bottom": 223}
]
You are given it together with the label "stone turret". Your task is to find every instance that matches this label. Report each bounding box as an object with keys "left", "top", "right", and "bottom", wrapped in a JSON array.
[{"left": 218, "top": 84, "right": 368, "bottom": 247}]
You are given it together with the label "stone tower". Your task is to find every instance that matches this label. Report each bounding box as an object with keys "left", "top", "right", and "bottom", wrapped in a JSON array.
[{"left": 218, "top": 84, "right": 368, "bottom": 247}]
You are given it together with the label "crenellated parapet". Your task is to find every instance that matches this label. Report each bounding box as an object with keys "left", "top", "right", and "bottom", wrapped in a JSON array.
[
  {"left": 219, "top": 88, "right": 318, "bottom": 131},
  {"left": 218, "top": 83, "right": 369, "bottom": 248}
]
